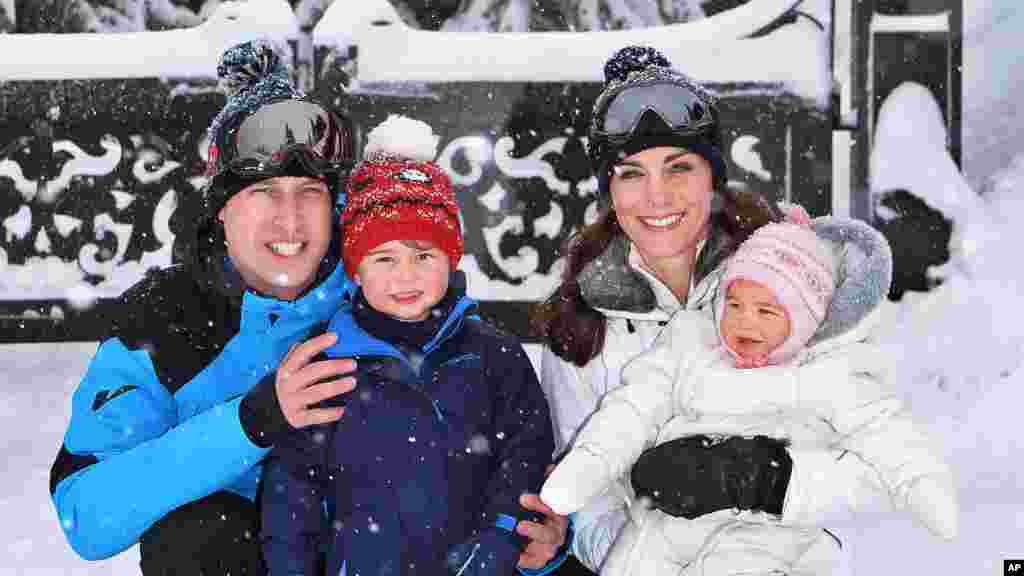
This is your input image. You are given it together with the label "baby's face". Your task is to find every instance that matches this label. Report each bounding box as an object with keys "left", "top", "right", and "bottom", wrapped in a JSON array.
[{"left": 720, "top": 278, "right": 791, "bottom": 361}]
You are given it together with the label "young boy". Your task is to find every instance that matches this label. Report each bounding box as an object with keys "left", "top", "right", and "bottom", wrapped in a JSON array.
[
  {"left": 540, "top": 217, "right": 957, "bottom": 575},
  {"left": 260, "top": 115, "right": 555, "bottom": 576}
]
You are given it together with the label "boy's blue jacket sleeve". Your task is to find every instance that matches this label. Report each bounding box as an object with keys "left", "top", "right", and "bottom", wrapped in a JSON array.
[
  {"left": 450, "top": 335, "right": 556, "bottom": 576},
  {"left": 50, "top": 335, "right": 272, "bottom": 560},
  {"left": 261, "top": 426, "right": 332, "bottom": 575}
]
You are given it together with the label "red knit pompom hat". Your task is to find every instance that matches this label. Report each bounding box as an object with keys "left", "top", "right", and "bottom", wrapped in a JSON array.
[{"left": 340, "top": 115, "right": 463, "bottom": 278}]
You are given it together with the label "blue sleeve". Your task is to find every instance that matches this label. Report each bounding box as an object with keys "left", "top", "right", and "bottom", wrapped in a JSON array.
[
  {"left": 483, "top": 340, "right": 554, "bottom": 520},
  {"left": 50, "top": 338, "right": 270, "bottom": 560},
  {"left": 260, "top": 427, "right": 330, "bottom": 576},
  {"left": 450, "top": 337, "right": 556, "bottom": 576}
]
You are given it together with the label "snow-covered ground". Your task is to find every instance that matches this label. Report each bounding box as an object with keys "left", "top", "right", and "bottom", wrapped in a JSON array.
[
  {"left": 1, "top": 342, "right": 141, "bottom": 575},
  {"left": 3, "top": 1, "right": 1024, "bottom": 575}
]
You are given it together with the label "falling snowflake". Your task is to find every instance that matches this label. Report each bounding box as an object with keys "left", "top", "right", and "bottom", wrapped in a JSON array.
[
  {"left": 467, "top": 434, "right": 490, "bottom": 454},
  {"left": 64, "top": 284, "right": 99, "bottom": 311}
]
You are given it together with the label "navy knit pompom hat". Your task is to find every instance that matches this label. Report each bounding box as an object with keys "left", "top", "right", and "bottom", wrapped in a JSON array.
[
  {"left": 588, "top": 46, "right": 727, "bottom": 196},
  {"left": 175, "top": 39, "right": 351, "bottom": 297},
  {"left": 202, "top": 39, "right": 305, "bottom": 214}
]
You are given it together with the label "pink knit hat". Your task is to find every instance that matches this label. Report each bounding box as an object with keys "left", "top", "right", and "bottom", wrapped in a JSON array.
[{"left": 719, "top": 221, "right": 837, "bottom": 364}]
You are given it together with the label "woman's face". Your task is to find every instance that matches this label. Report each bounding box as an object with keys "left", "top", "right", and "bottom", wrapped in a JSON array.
[{"left": 609, "top": 146, "right": 714, "bottom": 264}]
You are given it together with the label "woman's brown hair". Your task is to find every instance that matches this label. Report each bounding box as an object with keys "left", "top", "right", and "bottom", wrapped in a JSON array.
[{"left": 530, "top": 184, "right": 782, "bottom": 367}]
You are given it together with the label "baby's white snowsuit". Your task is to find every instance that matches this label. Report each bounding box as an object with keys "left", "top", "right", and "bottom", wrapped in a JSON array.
[{"left": 541, "top": 218, "right": 957, "bottom": 575}]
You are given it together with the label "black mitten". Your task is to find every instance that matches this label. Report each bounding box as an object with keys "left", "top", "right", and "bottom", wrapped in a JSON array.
[{"left": 630, "top": 434, "right": 792, "bottom": 519}]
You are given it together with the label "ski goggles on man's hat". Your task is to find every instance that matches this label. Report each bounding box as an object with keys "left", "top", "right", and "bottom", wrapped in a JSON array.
[
  {"left": 209, "top": 98, "right": 355, "bottom": 180},
  {"left": 591, "top": 75, "right": 718, "bottom": 145}
]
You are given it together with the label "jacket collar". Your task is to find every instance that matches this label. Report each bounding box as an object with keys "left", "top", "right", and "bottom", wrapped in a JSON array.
[
  {"left": 803, "top": 216, "right": 893, "bottom": 352},
  {"left": 578, "top": 233, "right": 720, "bottom": 322},
  {"left": 238, "top": 262, "right": 350, "bottom": 332},
  {"left": 325, "top": 271, "right": 478, "bottom": 361}
]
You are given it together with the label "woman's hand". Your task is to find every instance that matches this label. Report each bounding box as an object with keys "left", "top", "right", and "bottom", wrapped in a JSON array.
[{"left": 516, "top": 493, "right": 569, "bottom": 570}]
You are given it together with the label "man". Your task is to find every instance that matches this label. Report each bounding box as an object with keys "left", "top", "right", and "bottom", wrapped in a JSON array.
[
  {"left": 48, "top": 39, "right": 358, "bottom": 574},
  {"left": 49, "top": 40, "right": 568, "bottom": 574}
]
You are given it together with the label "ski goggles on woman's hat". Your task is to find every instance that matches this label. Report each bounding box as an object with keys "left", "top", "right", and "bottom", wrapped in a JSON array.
[
  {"left": 591, "top": 78, "right": 718, "bottom": 144},
  {"left": 209, "top": 99, "right": 355, "bottom": 180}
]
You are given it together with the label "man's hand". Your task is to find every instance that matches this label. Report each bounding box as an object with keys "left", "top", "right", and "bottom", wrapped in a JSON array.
[
  {"left": 276, "top": 332, "right": 356, "bottom": 428},
  {"left": 516, "top": 493, "right": 569, "bottom": 570}
]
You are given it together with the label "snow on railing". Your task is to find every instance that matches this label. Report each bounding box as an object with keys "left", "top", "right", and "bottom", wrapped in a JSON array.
[
  {"left": 0, "top": 0, "right": 298, "bottom": 81},
  {"left": 871, "top": 11, "right": 951, "bottom": 33},
  {"left": 312, "top": 0, "right": 828, "bottom": 105}
]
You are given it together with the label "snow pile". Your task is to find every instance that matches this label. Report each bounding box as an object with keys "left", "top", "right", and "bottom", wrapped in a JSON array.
[
  {"left": 962, "top": 1, "right": 1024, "bottom": 186},
  {"left": 0, "top": 342, "right": 142, "bottom": 575},
  {"left": 840, "top": 84, "right": 1024, "bottom": 575},
  {"left": 871, "top": 82, "right": 1024, "bottom": 397}
]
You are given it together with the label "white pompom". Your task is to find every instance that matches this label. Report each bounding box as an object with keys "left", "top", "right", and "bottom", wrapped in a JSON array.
[{"left": 363, "top": 114, "right": 440, "bottom": 162}]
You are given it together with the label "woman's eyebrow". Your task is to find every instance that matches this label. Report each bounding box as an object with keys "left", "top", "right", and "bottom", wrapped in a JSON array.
[
  {"left": 664, "top": 151, "right": 693, "bottom": 163},
  {"left": 615, "top": 160, "right": 644, "bottom": 168}
]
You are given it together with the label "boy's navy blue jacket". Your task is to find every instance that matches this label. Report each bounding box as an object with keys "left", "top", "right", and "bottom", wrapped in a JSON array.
[
  {"left": 48, "top": 260, "right": 349, "bottom": 573},
  {"left": 261, "top": 273, "right": 555, "bottom": 576}
]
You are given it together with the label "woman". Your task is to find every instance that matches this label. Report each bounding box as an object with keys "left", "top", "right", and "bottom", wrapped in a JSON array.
[{"left": 532, "top": 46, "right": 873, "bottom": 574}]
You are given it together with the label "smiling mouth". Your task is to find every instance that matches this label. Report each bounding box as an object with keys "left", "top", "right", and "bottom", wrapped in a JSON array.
[
  {"left": 268, "top": 242, "right": 304, "bottom": 257},
  {"left": 639, "top": 213, "right": 685, "bottom": 228},
  {"left": 391, "top": 292, "right": 422, "bottom": 304},
  {"left": 734, "top": 336, "right": 764, "bottom": 346}
]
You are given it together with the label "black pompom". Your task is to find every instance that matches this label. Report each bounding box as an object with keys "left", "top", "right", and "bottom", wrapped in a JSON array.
[
  {"left": 216, "top": 39, "right": 289, "bottom": 98},
  {"left": 603, "top": 46, "right": 672, "bottom": 84}
]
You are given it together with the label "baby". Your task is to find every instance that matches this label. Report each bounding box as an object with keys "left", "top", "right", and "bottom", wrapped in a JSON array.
[{"left": 541, "top": 217, "right": 957, "bottom": 575}]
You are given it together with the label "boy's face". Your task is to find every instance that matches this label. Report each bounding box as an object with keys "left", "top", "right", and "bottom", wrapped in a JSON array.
[
  {"left": 354, "top": 239, "right": 451, "bottom": 322},
  {"left": 219, "top": 176, "right": 333, "bottom": 301},
  {"left": 720, "top": 278, "right": 791, "bottom": 361}
]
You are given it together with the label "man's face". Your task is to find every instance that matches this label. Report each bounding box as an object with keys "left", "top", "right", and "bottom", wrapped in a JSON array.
[{"left": 218, "top": 176, "right": 333, "bottom": 301}]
